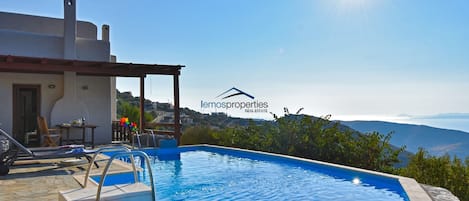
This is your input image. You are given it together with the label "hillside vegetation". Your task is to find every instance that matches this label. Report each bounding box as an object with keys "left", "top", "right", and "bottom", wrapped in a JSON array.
[
  {"left": 116, "top": 91, "right": 468, "bottom": 199},
  {"left": 181, "top": 112, "right": 469, "bottom": 200},
  {"left": 399, "top": 149, "right": 469, "bottom": 200},
  {"left": 183, "top": 111, "right": 404, "bottom": 173},
  {"left": 342, "top": 120, "right": 469, "bottom": 158}
]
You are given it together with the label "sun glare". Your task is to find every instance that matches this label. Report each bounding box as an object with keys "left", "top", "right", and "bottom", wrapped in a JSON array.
[
  {"left": 352, "top": 178, "right": 361, "bottom": 185},
  {"left": 335, "top": 0, "right": 376, "bottom": 14},
  {"left": 331, "top": 115, "right": 410, "bottom": 123},
  {"left": 339, "top": 0, "right": 369, "bottom": 8}
]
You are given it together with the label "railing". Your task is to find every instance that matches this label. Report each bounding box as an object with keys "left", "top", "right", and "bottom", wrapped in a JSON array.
[
  {"left": 144, "top": 122, "right": 177, "bottom": 136},
  {"left": 96, "top": 151, "right": 156, "bottom": 201},
  {"left": 83, "top": 146, "right": 134, "bottom": 188},
  {"left": 112, "top": 121, "right": 179, "bottom": 143},
  {"left": 132, "top": 129, "right": 176, "bottom": 149},
  {"left": 111, "top": 121, "right": 131, "bottom": 142}
]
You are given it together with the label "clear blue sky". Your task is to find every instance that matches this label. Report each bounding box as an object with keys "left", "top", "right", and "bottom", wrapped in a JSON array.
[{"left": 2, "top": 0, "right": 469, "bottom": 131}]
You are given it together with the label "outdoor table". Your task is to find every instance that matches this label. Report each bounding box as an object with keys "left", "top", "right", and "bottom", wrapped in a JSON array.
[{"left": 56, "top": 124, "right": 98, "bottom": 148}]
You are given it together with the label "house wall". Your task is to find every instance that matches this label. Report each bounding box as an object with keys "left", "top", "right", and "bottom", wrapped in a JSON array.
[
  {"left": 76, "top": 38, "right": 110, "bottom": 61},
  {"left": 0, "top": 25, "right": 109, "bottom": 61},
  {"left": 0, "top": 73, "right": 112, "bottom": 144},
  {"left": 0, "top": 2, "right": 115, "bottom": 145},
  {"left": 0, "top": 11, "right": 107, "bottom": 61},
  {"left": 0, "top": 73, "right": 63, "bottom": 134},
  {"left": 76, "top": 76, "right": 112, "bottom": 144},
  {"left": 0, "top": 31, "right": 64, "bottom": 59},
  {"left": 0, "top": 11, "right": 97, "bottom": 39}
]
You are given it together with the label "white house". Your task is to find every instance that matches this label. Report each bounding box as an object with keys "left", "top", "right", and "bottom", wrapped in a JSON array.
[{"left": 0, "top": 0, "right": 183, "bottom": 146}]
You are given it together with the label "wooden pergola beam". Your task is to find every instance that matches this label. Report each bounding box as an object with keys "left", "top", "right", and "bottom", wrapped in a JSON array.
[
  {"left": 0, "top": 55, "right": 183, "bottom": 77},
  {"left": 139, "top": 76, "right": 145, "bottom": 133},
  {"left": 173, "top": 74, "right": 181, "bottom": 145},
  {"left": 1, "top": 54, "right": 184, "bottom": 145}
]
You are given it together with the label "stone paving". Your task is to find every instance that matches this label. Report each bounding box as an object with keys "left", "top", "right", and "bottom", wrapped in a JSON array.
[
  {"left": 0, "top": 157, "right": 461, "bottom": 201},
  {"left": 421, "top": 184, "right": 460, "bottom": 201},
  {"left": 0, "top": 156, "right": 130, "bottom": 201},
  {"left": 0, "top": 159, "right": 85, "bottom": 201}
]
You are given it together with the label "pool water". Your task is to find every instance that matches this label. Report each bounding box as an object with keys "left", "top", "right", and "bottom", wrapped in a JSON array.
[{"left": 93, "top": 146, "right": 409, "bottom": 201}]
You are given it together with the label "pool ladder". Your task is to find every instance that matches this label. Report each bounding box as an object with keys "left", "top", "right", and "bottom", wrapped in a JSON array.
[
  {"left": 133, "top": 129, "right": 159, "bottom": 149},
  {"left": 84, "top": 146, "right": 156, "bottom": 201}
]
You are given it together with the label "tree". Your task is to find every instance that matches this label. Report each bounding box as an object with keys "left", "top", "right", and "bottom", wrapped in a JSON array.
[
  {"left": 181, "top": 111, "right": 404, "bottom": 173},
  {"left": 117, "top": 100, "right": 153, "bottom": 125},
  {"left": 399, "top": 148, "right": 468, "bottom": 200}
]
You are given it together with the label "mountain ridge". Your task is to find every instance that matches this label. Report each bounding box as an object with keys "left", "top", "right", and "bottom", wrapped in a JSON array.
[
  {"left": 117, "top": 90, "right": 467, "bottom": 159},
  {"left": 341, "top": 120, "right": 469, "bottom": 159}
]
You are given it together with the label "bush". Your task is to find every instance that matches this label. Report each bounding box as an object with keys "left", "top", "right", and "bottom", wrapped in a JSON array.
[
  {"left": 117, "top": 100, "right": 153, "bottom": 125},
  {"left": 399, "top": 148, "right": 469, "bottom": 200},
  {"left": 181, "top": 126, "right": 217, "bottom": 145},
  {"left": 181, "top": 111, "right": 468, "bottom": 199},
  {"left": 182, "top": 113, "right": 403, "bottom": 173}
]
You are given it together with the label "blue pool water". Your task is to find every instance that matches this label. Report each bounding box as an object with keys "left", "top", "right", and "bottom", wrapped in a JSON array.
[{"left": 92, "top": 146, "right": 409, "bottom": 201}]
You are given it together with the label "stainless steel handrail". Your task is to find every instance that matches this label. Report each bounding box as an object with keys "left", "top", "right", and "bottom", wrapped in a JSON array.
[
  {"left": 136, "top": 132, "right": 142, "bottom": 148},
  {"left": 132, "top": 132, "right": 143, "bottom": 149},
  {"left": 83, "top": 146, "right": 137, "bottom": 187},
  {"left": 144, "top": 129, "right": 157, "bottom": 147},
  {"left": 96, "top": 151, "right": 156, "bottom": 201}
]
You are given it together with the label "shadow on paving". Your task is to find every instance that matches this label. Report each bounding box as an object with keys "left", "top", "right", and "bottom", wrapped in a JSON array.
[{"left": 0, "top": 161, "right": 86, "bottom": 180}]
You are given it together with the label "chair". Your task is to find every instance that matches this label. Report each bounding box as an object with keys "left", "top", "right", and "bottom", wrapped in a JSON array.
[
  {"left": 0, "top": 128, "right": 98, "bottom": 176},
  {"left": 24, "top": 131, "right": 38, "bottom": 146},
  {"left": 37, "top": 116, "right": 61, "bottom": 147}
]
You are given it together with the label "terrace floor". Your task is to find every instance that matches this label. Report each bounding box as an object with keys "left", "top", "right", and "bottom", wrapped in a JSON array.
[
  {"left": 0, "top": 158, "right": 86, "bottom": 200},
  {"left": 0, "top": 152, "right": 132, "bottom": 201},
  {"left": 0, "top": 154, "right": 460, "bottom": 201}
]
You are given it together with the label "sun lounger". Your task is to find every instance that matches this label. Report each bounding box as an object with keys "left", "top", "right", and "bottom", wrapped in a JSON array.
[{"left": 0, "top": 128, "right": 97, "bottom": 176}]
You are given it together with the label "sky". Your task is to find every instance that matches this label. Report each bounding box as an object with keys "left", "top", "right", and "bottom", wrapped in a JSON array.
[{"left": 1, "top": 0, "right": 469, "bottom": 132}]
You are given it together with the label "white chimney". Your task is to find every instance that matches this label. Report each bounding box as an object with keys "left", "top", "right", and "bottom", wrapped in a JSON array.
[
  {"left": 102, "top": 24, "right": 110, "bottom": 42},
  {"left": 63, "top": 0, "right": 76, "bottom": 59},
  {"left": 50, "top": 0, "right": 89, "bottom": 126}
]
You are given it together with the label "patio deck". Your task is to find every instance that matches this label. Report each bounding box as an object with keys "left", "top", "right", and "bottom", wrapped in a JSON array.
[
  {"left": 0, "top": 152, "right": 132, "bottom": 201},
  {"left": 0, "top": 158, "right": 85, "bottom": 200}
]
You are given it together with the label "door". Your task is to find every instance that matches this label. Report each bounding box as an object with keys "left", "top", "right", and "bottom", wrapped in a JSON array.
[{"left": 12, "top": 85, "right": 40, "bottom": 144}]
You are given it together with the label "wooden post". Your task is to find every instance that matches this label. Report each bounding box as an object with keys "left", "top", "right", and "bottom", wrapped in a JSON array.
[
  {"left": 173, "top": 74, "right": 181, "bottom": 145},
  {"left": 139, "top": 76, "right": 145, "bottom": 133}
]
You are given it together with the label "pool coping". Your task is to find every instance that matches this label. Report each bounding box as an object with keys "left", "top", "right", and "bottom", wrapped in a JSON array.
[
  {"left": 63, "top": 151, "right": 153, "bottom": 201},
  {"left": 185, "top": 144, "right": 433, "bottom": 201},
  {"left": 73, "top": 144, "right": 432, "bottom": 201}
]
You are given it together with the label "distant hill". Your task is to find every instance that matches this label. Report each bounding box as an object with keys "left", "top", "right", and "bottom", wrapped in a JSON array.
[
  {"left": 283, "top": 115, "right": 412, "bottom": 167},
  {"left": 117, "top": 90, "right": 412, "bottom": 165},
  {"left": 341, "top": 121, "right": 469, "bottom": 159},
  {"left": 116, "top": 90, "right": 264, "bottom": 129}
]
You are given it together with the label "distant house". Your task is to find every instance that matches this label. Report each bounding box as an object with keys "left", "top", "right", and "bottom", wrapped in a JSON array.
[
  {"left": 150, "top": 110, "right": 193, "bottom": 125},
  {"left": 0, "top": 0, "right": 183, "bottom": 145},
  {"left": 152, "top": 111, "right": 175, "bottom": 124}
]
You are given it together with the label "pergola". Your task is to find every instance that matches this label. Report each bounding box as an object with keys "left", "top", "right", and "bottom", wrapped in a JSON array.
[{"left": 0, "top": 54, "right": 184, "bottom": 144}]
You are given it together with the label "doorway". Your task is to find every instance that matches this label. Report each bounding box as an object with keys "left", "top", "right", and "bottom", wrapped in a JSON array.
[{"left": 12, "top": 84, "right": 41, "bottom": 144}]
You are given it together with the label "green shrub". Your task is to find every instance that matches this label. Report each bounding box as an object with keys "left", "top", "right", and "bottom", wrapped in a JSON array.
[
  {"left": 399, "top": 148, "right": 468, "bottom": 200},
  {"left": 181, "top": 126, "right": 217, "bottom": 145},
  {"left": 182, "top": 111, "right": 467, "bottom": 199},
  {"left": 117, "top": 100, "right": 153, "bottom": 125},
  {"left": 182, "top": 113, "right": 403, "bottom": 173}
]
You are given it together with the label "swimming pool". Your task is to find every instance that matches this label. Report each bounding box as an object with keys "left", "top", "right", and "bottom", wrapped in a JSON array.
[{"left": 92, "top": 145, "right": 410, "bottom": 201}]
